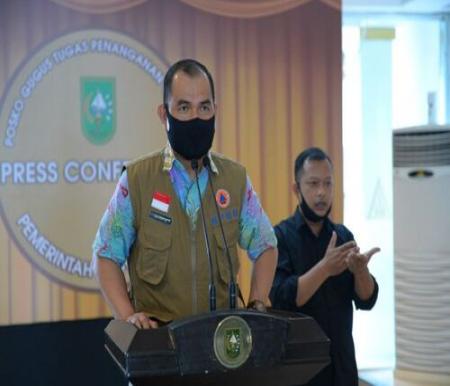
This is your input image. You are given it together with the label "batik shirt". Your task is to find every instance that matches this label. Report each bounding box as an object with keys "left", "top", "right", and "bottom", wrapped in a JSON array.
[{"left": 92, "top": 146, "right": 276, "bottom": 267}]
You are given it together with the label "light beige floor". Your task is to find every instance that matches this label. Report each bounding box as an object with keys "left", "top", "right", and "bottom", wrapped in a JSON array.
[
  {"left": 359, "top": 378, "right": 428, "bottom": 386},
  {"left": 393, "top": 381, "right": 425, "bottom": 386},
  {"left": 359, "top": 369, "right": 450, "bottom": 386}
]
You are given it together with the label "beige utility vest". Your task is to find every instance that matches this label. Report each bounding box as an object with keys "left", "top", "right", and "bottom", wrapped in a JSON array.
[{"left": 126, "top": 150, "right": 246, "bottom": 322}]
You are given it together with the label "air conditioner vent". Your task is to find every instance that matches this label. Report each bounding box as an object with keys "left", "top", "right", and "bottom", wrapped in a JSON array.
[{"left": 393, "top": 127, "right": 450, "bottom": 167}]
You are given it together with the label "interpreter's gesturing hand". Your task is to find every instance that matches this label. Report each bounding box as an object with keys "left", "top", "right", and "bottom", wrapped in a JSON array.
[
  {"left": 322, "top": 231, "right": 358, "bottom": 277},
  {"left": 345, "top": 247, "right": 380, "bottom": 275},
  {"left": 126, "top": 312, "right": 159, "bottom": 329}
]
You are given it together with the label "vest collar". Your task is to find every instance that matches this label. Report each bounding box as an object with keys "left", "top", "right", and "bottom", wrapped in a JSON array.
[{"left": 162, "top": 143, "right": 219, "bottom": 174}]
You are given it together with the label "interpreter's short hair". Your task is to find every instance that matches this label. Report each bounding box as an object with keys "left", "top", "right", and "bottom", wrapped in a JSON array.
[{"left": 294, "top": 147, "right": 333, "bottom": 181}]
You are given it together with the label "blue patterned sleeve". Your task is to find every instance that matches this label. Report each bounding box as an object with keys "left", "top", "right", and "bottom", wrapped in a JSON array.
[
  {"left": 239, "top": 176, "right": 277, "bottom": 261},
  {"left": 92, "top": 170, "right": 136, "bottom": 268}
]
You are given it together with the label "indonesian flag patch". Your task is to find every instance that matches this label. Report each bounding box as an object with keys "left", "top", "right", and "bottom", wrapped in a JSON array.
[{"left": 151, "top": 191, "right": 171, "bottom": 213}]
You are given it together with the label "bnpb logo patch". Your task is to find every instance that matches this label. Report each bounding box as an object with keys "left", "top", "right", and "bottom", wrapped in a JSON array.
[{"left": 215, "top": 188, "right": 231, "bottom": 209}]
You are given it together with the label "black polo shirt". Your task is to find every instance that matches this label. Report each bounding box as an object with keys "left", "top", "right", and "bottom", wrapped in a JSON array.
[{"left": 269, "top": 208, "right": 378, "bottom": 386}]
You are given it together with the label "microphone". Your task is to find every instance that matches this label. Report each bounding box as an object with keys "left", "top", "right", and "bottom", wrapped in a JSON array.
[
  {"left": 191, "top": 159, "right": 216, "bottom": 312},
  {"left": 203, "top": 157, "right": 237, "bottom": 309}
]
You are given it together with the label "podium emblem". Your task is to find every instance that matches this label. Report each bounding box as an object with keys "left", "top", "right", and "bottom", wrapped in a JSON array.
[
  {"left": 225, "top": 328, "right": 241, "bottom": 358},
  {"left": 214, "top": 316, "right": 252, "bottom": 369}
]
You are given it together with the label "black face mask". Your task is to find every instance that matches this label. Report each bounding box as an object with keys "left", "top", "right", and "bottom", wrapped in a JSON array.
[
  {"left": 166, "top": 109, "right": 215, "bottom": 161},
  {"left": 298, "top": 189, "right": 332, "bottom": 223}
]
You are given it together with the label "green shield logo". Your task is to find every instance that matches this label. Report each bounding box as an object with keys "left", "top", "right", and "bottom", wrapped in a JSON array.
[
  {"left": 80, "top": 77, "right": 116, "bottom": 145},
  {"left": 225, "top": 328, "right": 241, "bottom": 359},
  {"left": 214, "top": 315, "right": 252, "bottom": 369}
]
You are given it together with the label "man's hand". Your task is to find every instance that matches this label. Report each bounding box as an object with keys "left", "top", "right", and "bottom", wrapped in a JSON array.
[
  {"left": 345, "top": 247, "right": 380, "bottom": 275},
  {"left": 247, "top": 299, "right": 267, "bottom": 312},
  {"left": 295, "top": 231, "right": 356, "bottom": 306},
  {"left": 346, "top": 247, "right": 380, "bottom": 300},
  {"left": 126, "top": 312, "right": 159, "bottom": 329},
  {"left": 321, "top": 231, "right": 358, "bottom": 277}
]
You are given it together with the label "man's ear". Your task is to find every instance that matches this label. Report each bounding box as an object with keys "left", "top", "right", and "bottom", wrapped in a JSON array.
[
  {"left": 292, "top": 181, "right": 299, "bottom": 195},
  {"left": 157, "top": 104, "right": 167, "bottom": 126}
]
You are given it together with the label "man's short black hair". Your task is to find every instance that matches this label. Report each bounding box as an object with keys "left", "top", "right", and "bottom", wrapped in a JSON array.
[
  {"left": 163, "top": 59, "right": 215, "bottom": 105},
  {"left": 294, "top": 147, "right": 332, "bottom": 181}
]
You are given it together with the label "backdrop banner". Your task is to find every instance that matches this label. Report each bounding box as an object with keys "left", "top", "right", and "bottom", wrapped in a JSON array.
[{"left": 0, "top": 0, "right": 342, "bottom": 325}]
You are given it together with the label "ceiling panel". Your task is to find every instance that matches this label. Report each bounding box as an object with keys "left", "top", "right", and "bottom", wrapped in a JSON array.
[{"left": 343, "top": 0, "right": 450, "bottom": 14}]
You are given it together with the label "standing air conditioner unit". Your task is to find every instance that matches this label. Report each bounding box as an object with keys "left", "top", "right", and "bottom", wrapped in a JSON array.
[{"left": 393, "top": 125, "right": 450, "bottom": 383}]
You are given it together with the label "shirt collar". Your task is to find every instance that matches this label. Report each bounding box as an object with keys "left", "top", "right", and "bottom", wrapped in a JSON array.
[
  {"left": 294, "top": 206, "right": 307, "bottom": 230},
  {"left": 162, "top": 143, "right": 219, "bottom": 174}
]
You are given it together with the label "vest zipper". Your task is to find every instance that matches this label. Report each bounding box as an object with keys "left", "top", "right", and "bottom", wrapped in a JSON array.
[{"left": 190, "top": 222, "right": 198, "bottom": 314}]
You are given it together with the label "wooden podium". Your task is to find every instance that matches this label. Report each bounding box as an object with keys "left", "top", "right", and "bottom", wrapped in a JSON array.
[{"left": 105, "top": 309, "right": 330, "bottom": 386}]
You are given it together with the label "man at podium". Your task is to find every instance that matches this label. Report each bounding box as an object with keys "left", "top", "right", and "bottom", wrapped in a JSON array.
[{"left": 92, "top": 59, "right": 277, "bottom": 329}]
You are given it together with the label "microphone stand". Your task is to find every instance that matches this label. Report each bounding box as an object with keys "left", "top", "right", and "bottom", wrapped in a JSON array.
[
  {"left": 203, "top": 157, "right": 237, "bottom": 309},
  {"left": 191, "top": 159, "right": 216, "bottom": 312}
]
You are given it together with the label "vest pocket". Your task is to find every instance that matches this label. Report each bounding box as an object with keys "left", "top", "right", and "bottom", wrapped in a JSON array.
[
  {"left": 136, "top": 235, "right": 171, "bottom": 285},
  {"left": 213, "top": 229, "right": 240, "bottom": 284}
]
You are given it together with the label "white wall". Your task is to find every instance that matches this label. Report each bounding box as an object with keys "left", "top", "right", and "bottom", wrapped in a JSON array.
[{"left": 342, "top": 16, "right": 445, "bottom": 370}]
